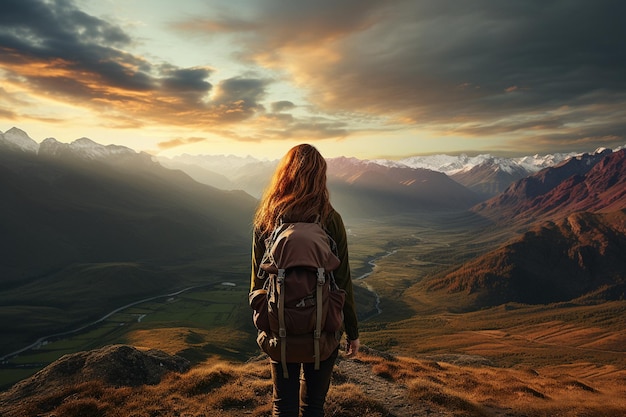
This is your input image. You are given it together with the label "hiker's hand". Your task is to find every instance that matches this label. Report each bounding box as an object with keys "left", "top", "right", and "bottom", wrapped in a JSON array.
[{"left": 346, "top": 338, "right": 360, "bottom": 358}]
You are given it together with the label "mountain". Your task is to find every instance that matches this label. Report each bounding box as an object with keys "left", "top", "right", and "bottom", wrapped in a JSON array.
[
  {"left": 472, "top": 149, "right": 623, "bottom": 225},
  {"left": 1, "top": 137, "right": 256, "bottom": 280},
  {"left": 326, "top": 157, "right": 483, "bottom": 217},
  {"left": 392, "top": 152, "right": 581, "bottom": 174},
  {"left": 449, "top": 159, "right": 537, "bottom": 198},
  {"left": 0, "top": 132, "right": 257, "bottom": 355},
  {"left": 159, "top": 154, "right": 277, "bottom": 198},
  {"left": 158, "top": 148, "right": 623, "bottom": 204},
  {"left": 0, "top": 127, "right": 39, "bottom": 153},
  {"left": 423, "top": 149, "right": 626, "bottom": 309},
  {"left": 382, "top": 152, "right": 586, "bottom": 197},
  {"left": 426, "top": 210, "right": 626, "bottom": 308},
  {"left": 160, "top": 155, "right": 485, "bottom": 218}
]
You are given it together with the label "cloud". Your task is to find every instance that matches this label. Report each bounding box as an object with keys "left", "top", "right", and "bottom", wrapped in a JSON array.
[
  {"left": 271, "top": 101, "right": 295, "bottom": 113},
  {"left": 157, "top": 136, "right": 206, "bottom": 150},
  {"left": 0, "top": 0, "right": 271, "bottom": 130},
  {"left": 0, "top": 107, "right": 17, "bottom": 120},
  {"left": 2, "top": 0, "right": 625, "bottom": 151},
  {"left": 176, "top": 0, "right": 626, "bottom": 149}
]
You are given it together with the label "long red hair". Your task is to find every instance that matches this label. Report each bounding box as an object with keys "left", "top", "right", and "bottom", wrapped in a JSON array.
[{"left": 254, "top": 144, "right": 333, "bottom": 236}]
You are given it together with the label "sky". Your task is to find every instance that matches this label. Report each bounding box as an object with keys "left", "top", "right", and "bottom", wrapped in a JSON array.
[{"left": 0, "top": 0, "right": 625, "bottom": 160}]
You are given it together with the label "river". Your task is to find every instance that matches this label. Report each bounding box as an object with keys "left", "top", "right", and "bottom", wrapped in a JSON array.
[
  {"left": 356, "top": 250, "right": 397, "bottom": 321},
  {"left": 0, "top": 284, "right": 213, "bottom": 362}
]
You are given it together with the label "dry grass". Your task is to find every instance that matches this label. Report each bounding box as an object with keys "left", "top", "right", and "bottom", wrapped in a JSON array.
[
  {"left": 356, "top": 350, "right": 626, "bottom": 417},
  {"left": 3, "top": 347, "right": 626, "bottom": 417}
]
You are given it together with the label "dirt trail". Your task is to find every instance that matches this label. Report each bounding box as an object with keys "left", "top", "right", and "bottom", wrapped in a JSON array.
[{"left": 334, "top": 355, "right": 453, "bottom": 417}]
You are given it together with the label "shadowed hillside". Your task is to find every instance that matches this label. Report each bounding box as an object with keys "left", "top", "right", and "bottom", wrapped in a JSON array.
[
  {"left": 0, "top": 143, "right": 255, "bottom": 281},
  {"left": 0, "top": 138, "right": 256, "bottom": 356}
]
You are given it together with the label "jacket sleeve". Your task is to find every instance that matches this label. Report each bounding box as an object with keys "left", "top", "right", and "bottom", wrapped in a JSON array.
[
  {"left": 326, "top": 211, "right": 359, "bottom": 341},
  {"left": 250, "top": 229, "right": 266, "bottom": 292}
]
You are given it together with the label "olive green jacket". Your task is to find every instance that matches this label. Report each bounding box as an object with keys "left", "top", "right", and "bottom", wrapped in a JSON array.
[{"left": 250, "top": 210, "right": 359, "bottom": 341}]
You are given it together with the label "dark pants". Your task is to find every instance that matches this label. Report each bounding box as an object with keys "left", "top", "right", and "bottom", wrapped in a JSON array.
[{"left": 270, "top": 348, "right": 338, "bottom": 417}]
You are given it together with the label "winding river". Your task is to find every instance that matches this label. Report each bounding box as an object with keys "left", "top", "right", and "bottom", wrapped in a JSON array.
[
  {"left": 0, "top": 284, "right": 213, "bottom": 362},
  {"left": 356, "top": 250, "right": 397, "bottom": 321}
]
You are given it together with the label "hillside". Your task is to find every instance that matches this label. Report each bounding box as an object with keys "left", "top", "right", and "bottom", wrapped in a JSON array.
[
  {"left": 0, "top": 131, "right": 257, "bottom": 356},
  {"left": 419, "top": 149, "right": 626, "bottom": 309},
  {"left": 425, "top": 210, "right": 626, "bottom": 308},
  {"left": 0, "top": 133, "right": 256, "bottom": 278},
  {"left": 327, "top": 157, "right": 483, "bottom": 217},
  {"left": 2, "top": 343, "right": 625, "bottom": 417},
  {"left": 472, "top": 149, "right": 621, "bottom": 225}
]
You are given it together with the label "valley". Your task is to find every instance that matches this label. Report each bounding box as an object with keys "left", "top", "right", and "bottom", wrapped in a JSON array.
[
  {"left": 2, "top": 129, "right": 626, "bottom": 415},
  {"left": 1, "top": 208, "right": 626, "bottom": 416},
  {"left": 6, "top": 209, "right": 625, "bottom": 389}
]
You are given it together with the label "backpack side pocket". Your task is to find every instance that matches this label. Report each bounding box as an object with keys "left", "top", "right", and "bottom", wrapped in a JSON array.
[{"left": 323, "top": 287, "right": 346, "bottom": 332}]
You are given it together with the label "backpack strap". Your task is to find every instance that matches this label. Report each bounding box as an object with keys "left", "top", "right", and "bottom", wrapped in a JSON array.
[
  {"left": 314, "top": 267, "right": 325, "bottom": 371},
  {"left": 277, "top": 268, "right": 289, "bottom": 378}
]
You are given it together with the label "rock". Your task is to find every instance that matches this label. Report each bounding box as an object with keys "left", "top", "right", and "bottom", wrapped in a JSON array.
[{"left": 1, "top": 345, "right": 190, "bottom": 403}]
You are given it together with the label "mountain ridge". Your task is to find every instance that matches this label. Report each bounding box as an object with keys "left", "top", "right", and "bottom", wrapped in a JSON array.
[
  {"left": 426, "top": 210, "right": 626, "bottom": 308},
  {"left": 473, "top": 149, "right": 626, "bottom": 225},
  {"left": 0, "top": 132, "right": 257, "bottom": 356},
  {"left": 423, "top": 149, "right": 626, "bottom": 309},
  {"left": 4, "top": 126, "right": 625, "bottom": 203}
]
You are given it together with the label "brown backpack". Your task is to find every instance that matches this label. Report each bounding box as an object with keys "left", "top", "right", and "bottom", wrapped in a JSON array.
[{"left": 249, "top": 221, "right": 346, "bottom": 378}]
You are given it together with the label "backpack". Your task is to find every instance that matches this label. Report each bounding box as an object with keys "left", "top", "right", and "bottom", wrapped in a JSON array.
[{"left": 249, "top": 220, "right": 346, "bottom": 378}]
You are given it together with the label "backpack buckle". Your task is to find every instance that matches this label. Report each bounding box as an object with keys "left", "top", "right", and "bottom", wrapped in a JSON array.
[{"left": 317, "top": 267, "right": 325, "bottom": 285}]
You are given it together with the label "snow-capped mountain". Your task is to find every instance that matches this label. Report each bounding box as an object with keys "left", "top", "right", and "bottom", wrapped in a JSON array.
[
  {"left": 1, "top": 127, "right": 149, "bottom": 164},
  {"left": 379, "top": 152, "right": 581, "bottom": 175},
  {"left": 4, "top": 126, "right": 625, "bottom": 200},
  {"left": 0, "top": 127, "right": 39, "bottom": 153},
  {"left": 377, "top": 149, "right": 624, "bottom": 198},
  {"left": 39, "top": 137, "right": 145, "bottom": 162}
]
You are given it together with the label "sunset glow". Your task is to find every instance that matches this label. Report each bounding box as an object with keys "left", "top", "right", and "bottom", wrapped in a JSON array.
[{"left": 1, "top": 0, "right": 624, "bottom": 159}]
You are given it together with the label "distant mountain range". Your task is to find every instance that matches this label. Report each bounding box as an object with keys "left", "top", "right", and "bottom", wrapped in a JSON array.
[
  {"left": 6, "top": 126, "right": 623, "bottom": 205},
  {"left": 425, "top": 148, "right": 626, "bottom": 309},
  {"left": 1, "top": 127, "right": 255, "bottom": 279},
  {"left": 3, "top": 125, "right": 626, "bottom": 328},
  {"left": 473, "top": 149, "right": 626, "bottom": 224},
  {"left": 160, "top": 146, "right": 609, "bottom": 199}
]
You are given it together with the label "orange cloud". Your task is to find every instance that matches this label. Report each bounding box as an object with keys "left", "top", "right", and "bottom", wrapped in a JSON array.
[{"left": 157, "top": 136, "right": 207, "bottom": 150}]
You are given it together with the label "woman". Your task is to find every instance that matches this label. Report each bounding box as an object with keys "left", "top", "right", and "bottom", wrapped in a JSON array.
[{"left": 251, "top": 144, "right": 360, "bottom": 416}]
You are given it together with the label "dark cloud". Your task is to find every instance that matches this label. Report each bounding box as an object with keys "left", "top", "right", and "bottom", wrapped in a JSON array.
[
  {"left": 195, "top": 0, "right": 626, "bottom": 150},
  {"left": 3, "top": 0, "right": 625, "bottom": 150},
  {"left": 0, "top": 0, "right": 151, "bottom": 91},
  {"left": 0, "top": 0, "right": 267, "bottom": 128},
  {"left": 208, "top": 77, "right": 268, "bottom": 121},
  {"left": 160, "top": 67, "right": 213, "bottom": 92},
  {"left": 271, "top": 101, "right": 295, "bottom": 113}
]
